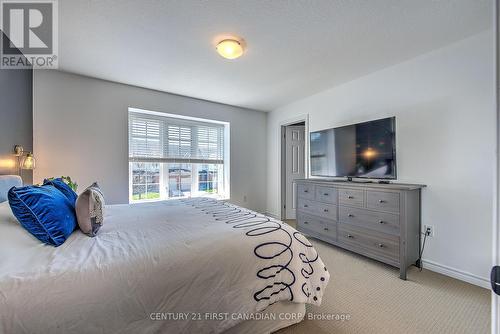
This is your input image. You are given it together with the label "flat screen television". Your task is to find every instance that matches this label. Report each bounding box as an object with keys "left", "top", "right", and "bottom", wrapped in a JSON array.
[{"left": 310, "top": 117, "right": 396, "bottom": 179}]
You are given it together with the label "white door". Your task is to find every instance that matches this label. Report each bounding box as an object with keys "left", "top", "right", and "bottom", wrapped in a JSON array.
[{"left": 285, "top": 125, "right": 305, "bottom": 219}]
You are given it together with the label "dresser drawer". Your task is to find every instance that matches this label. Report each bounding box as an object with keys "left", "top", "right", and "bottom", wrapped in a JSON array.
[
  {"left": 339, "top": 206, "right": 400, "bottom": 235},
  {"left": 297, "top": 183, "right": 315, "bottom": 200},
  {"left": 366, "top": 191, "right": 400, "bottom": 213},
  {"left": 315, "top": 186, "right": 337, "bottom": 204},
  {"left": 297, "top": 198, "right": 316, "bottom": 215},
  {"left": 338, "top": 225, "right": 399, "bottom": 261},
  {"left": 297, "top": 214, "right": 337, "bottom": 241},
  {"left": 314, "top": 202, "right": 337, "bottom": 220},
  {"left": 297, "top": 198, "right": 337, "bottom": 220},
  {"left": 297, "top": 214, "right": 323, "bottom": 234},
  {"left": 321, "top": 222, "right": 337, "bottom": 241},
  {"left": 338, "top": 188, "right": 364, "bottom": 207}
]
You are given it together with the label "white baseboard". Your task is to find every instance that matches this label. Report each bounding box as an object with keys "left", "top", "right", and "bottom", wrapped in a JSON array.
[{"left": 422, "top": 259, "right": 490, "bottom": 289}]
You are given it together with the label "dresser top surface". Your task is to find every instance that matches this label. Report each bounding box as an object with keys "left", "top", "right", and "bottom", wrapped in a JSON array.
[{"left": 295, "top": 179, "right": 426, "bottom": 190}]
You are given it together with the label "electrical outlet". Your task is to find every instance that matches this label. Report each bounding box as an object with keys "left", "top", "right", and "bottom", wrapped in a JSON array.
[{"left": 424, "top": 225, "right": 435, "bottom": 237}]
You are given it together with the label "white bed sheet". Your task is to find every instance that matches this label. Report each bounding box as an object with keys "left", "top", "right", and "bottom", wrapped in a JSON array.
[{"left": 0, "top": 198, "right": 329, "bottom": 333}]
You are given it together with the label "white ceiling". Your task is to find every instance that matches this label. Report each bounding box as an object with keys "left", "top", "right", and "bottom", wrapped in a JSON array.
[{"left": 59, "top": 0, "right": 492, "bottom": 111}]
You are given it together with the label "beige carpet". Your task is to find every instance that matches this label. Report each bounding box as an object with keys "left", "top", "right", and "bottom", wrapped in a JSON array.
[{"left": 276, "top": 220, "right": 491, "bottom": 334}]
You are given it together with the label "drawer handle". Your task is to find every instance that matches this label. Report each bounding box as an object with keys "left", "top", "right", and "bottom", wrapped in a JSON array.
[
  {"left": 378, "top": 199, "right": 386, "bottom": 203},
  {"left": 378, "top": 243, "right": 385, "bottom": 248},
  {"left": 323, "top": 209, "right": 329, "bottom": 212},
  {"left": 324, "top": 227, "right": 329, "bottom": 231},
  {"left": 304, "top": 221, "right": 309, "bottom": 224},
  {"left": 324, "top": 193, "right": 329, "bottom": 196},
  {"left": 347, "top": 195, "right": 354, "bottom": 199},
  {"left": 348, "top": 214, "right": 354, "bottom": 217},
  {"left": 378, "top": 220, "right": 385, "bottom": 224},
  {"left": 347, "top": 234, "right": 354, "bottom": 238},
  {"left": 304, "top": 190, "right": 309, "bottom": 193},
  {"left": 304, "top": 204, "right": 308, "bottom": 208}
]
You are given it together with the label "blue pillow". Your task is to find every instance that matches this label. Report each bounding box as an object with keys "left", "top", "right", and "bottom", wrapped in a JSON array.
[
  {"left": 43, "top": 178, "right": 77, "bottom": 207},
  {"left": 8, "top": 184, "right": 77, "bottom": 247}
]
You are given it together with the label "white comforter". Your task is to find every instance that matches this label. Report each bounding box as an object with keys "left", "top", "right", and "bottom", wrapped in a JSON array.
[{"left": 0, "top": 198, "right": 330, "bottom": 334}]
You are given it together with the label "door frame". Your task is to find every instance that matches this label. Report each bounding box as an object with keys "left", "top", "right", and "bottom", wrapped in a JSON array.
[
  {"left": 493, "top": 1, "right": 499, "bottom": 333},
  {"left": 279, "top": 114, "right": 309, "bottom": 220}
]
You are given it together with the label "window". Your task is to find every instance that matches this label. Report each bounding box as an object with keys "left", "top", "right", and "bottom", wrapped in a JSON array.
[{"left": 128, "top": 108, "right": 229, "bottom": 202}]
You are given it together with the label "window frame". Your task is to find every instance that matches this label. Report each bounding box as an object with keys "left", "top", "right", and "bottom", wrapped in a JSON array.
[{"left": 128, "top": 107, "right": 230, "bottom": 203}]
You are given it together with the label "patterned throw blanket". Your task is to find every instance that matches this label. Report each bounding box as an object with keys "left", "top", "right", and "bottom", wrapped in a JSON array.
[{"left": 183, "top": 198, "right": 331, "bottom": 310}]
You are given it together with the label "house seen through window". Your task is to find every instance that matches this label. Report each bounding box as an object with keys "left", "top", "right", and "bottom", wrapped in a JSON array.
[{"left": 128, "top": 108, "right": 229, "bottom": 202}]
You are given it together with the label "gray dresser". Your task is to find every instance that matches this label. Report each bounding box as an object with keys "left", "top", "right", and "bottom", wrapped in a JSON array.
[{"left": 295, "top": 179, "right": 425, "bottom": 279}]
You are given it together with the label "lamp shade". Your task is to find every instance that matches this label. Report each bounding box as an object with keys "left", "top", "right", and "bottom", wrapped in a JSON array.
[{"left": 21, "top": 152, "right": 35, "bottom": 170}]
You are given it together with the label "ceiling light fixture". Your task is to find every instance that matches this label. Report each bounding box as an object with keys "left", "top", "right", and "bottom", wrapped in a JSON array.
[{"left": 216, "top": 39, "right": 244, "bottom": 60}]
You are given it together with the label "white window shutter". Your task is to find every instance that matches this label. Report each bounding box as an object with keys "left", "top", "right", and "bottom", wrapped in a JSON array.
[{"left": 129, "top": 111, "right": 224, "bottom": 164}]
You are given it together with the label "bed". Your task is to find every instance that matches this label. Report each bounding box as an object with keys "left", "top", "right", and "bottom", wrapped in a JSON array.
[{"left": 0, "top": 175, "right": 330, "bottom": 333}]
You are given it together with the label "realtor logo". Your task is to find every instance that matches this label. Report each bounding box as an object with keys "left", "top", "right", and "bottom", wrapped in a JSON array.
[{"left": 0, "top": 0, "right": 58, "bottom": 69}]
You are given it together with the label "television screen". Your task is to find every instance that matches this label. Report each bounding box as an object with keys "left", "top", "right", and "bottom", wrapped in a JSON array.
[{"left": 310, "top": 117, "right": 396, "bottom": 179}]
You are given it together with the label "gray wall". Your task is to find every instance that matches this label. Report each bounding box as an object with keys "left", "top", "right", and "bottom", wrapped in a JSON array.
[
  {"left": 0, "top": 33, "right": 33, "bottom": 183},
  {"left": 33, "top": 71, "right": 267, "bottom": 211}
]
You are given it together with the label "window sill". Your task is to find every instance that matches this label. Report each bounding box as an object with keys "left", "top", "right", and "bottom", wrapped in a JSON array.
[{"left": 129, "top": 194, "right": 229, "bottom": 205}]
